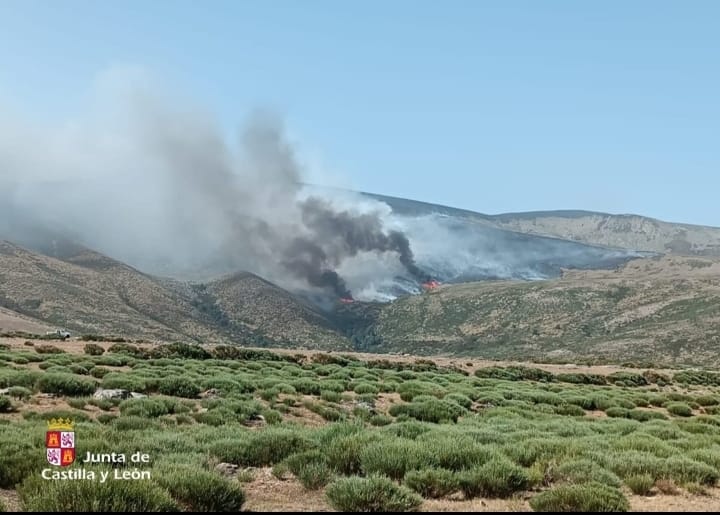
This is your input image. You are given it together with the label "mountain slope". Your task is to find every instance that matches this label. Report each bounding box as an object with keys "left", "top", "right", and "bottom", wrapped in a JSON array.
[
  {"left": 360, "top": 192, "right": 720, "bottom": 256},
  {"left": 0, "top": 241, "right": 350, "bottom": 349},
  {"left": 206, "top": 272, "right": 352, "bottom": 350},
  {"left": 493, "top": 211, "right": 720, "bottom": 256},
  {"left": 371, "top": 255, "right": 720, "bottom": 366}
]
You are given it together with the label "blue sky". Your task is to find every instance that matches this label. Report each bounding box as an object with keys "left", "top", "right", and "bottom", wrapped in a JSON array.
[{"left": 1, "top": 0, "right": 718, "bottom": 225}]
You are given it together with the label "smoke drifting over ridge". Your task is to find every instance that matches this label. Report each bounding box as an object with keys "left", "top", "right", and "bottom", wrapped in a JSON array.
[{"left": 0, "top": 77, "right": 429, "bottom": 300}]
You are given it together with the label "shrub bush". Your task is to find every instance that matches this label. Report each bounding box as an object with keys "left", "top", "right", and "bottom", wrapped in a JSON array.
[
  {"left": 625, "top": 474, "right": 654, "bottom": 495},
  {"left": 325, "top": 475, "right": 422, "bottom": 512},
  {"left": 0, "top": 441, "right": 47, "bottom": 488},
  {"left": 0, "top": 370, "right": 38, "bottom": 388},
  {"left": 36, "top": 374, "right": 96, "bottom": 396},
  {"left": 404, "top": 468, "right": 459, "bottom": 498},
  {"left": 529, "top": 482, "right": 629, "bottom": 512},
  {"left": 209, "top": 429, "right": 313, "bottom": 467},
  {"left": 662, "top": 456, "right": 719, "bottom": 486},
  {"left": 457, "top": 458, "right": 529, "bottom": 499},
  {"left": 155, "top": 465, "right": 245, "bottom": 511},
  {"left": 0, "top": 396, "right": 13, "bottom": 413},
  {"left": 6, "top": 386, "right": 32, "bottom": 400},
  {"left": 389, "top": 398, "right": 465, "bottom": 423},
  {"left": 552, "top": 459, "right": 622, "bottom": 487},
  {"left": 158, "top": 377, "right": 201, "bottom": 398},
  {"left": 360, "top": 440, "right": 424, "bottom": 480},
  {"left": 34, "top": 345, "right": 65, "bottom": 354},
  {"left": 19, "top": 474, "right": 177, "bottom": 511},
  {"left": 353, "top": 382, "right": 379, "bottom": 395},
  {"left": 83, "top": 343, "right": 105, "bottom": 356},
  {"left": 666, "top": 402, "right": 693, "bottom": 417},
  {"left": 283, "top": 451, "right": 333, "bottom": 490}
]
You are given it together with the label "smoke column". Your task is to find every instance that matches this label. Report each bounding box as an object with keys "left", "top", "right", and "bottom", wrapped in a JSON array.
[{"left": 0, "top": 70, "right": 430, "bottom": 301}]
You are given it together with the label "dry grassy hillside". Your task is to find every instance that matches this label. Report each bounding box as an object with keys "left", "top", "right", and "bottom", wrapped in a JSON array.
[
  {"left": 207, "top": 272, "right": 352, "bottom": 350},
  {"left": 0, "top": 241, "right": 214, "bottom": 341},
  {"left": 494, "top": 213, "right": 720, "bottom": 256},
  {"left": 0, "top": 242, "right": 350, "bottom": 349},
  {"left": 374, "top": 255, "right": 720, "bottom": 366}
]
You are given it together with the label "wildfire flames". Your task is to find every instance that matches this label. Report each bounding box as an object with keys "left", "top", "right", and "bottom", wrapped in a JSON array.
[
  {"left": 422, "top": 280, "right": 441, "bottom": 290},
  {"left": 339, "top": 297, "right": 355, "bottom": 304}
]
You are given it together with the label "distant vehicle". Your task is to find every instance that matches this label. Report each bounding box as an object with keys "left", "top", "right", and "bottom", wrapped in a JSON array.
[{"left": 46, "top": 329, "right": 71, "bottom": 339}]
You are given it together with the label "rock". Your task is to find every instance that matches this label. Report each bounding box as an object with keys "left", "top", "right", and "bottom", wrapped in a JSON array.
[
  {"left": 214, "top": 462, "right": 239, "bottom": 477},
  {"left": 130, "top": 392, "right": 147, "bottom": 399},
  {"left": 93, "top": 388, "right": 131, "bottom": 400}
]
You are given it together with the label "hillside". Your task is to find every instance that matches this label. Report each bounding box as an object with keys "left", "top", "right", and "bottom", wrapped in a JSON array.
[
  {"left": 372, "top": 255, "right": 720, "bottom": 366},
  {"left": 0, "top": 241, "right": 350, "bottom": 349},
  {"left": 206, "top": 272, "right": 352, "bottom": 350},
  {"left": 493, "top": 211, "right": 720, "bottom": 256},
  {"left": 360, "top": 192, "right": 720, "bottom": 256}
]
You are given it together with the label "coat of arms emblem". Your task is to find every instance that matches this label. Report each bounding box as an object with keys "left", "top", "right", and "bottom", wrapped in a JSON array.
[{"left": 46, "top": 418, "right": 75, "bottom": 467}]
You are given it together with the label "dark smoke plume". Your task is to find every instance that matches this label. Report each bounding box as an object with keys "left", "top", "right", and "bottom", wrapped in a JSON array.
[
  {"left": 0, "top": 72, "right": 429, "bottom": 301},
  {"left": 297, "top": 197, "right": 432, "bottom": 285}
]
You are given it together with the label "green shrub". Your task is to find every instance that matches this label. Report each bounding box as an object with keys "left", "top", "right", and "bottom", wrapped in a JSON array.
[
  {"left": 0, "top": 370, "right": 38, "bottom": 388},
  {"left": 444, "top": 393, "right": 473, "bottom": 409},
  {"left": 360, "top": 440, "right": 424, "bottom": 480},
  {"left": 34, "top": 344, "right": 65, "bottom": 354},
  {"left": 97, "top": 414, "right": 117, "bottom": 424},
  {"left": 608, "top": 452, "right": 663, "bottom": 479},
  {"left": 666, "top": 402, "right": 693, "bottom": 417},
  {"left": 67, "top": 398, "right": 87, "bottom": 410},
  {"left": 397, "top": 380, "right": 445, "bottom": 401},
  {"left": 554, "top": 404, "right": 585, "bottom": 416},
  {"left": 556, "top": 373, "right": 607, "bottom": 385},
  {"left": 83, "top": 343, "right": 105, "bottom": 356},
  {"left": 353, "top": 382, "right": 379, "bottom": 395},
  {"left": 282, "top": 449, "right": 333, "bottom": 490},
  {"left": 68, "top": 364, "right": 89, "bottom": 375},
  {"left": 0, "top": 441, "right": 46, "bottom": 487},
  {"left": 662, "top": 456, "right": 719, "bottom": 485},
  {"left": 113, "top": 416, "right": 160, "bottom": 431},
  {"left": 320, "top": 390, "right": 342, "bottom": 402},
  {"left": 552, "top": 459, "right": 622, "bottom": 487},
  {"left": 389, "top": 398, "right": 465, "bottom": 423},
  {"left": 107, "top": 343, "right": 146, "bottom": 357},
  {"left": 627, "top": 409, "right": 667, "bottom": 422},
  {"left": 369, "top": 414, "right": 393, "bottom": 426},
  {"left": 475, "top": 366, "right": 554, "bottom": 383},
  {"left": 6, "top": 386, "right": 32, "bottom": 400},
  {"left": 607, "top": 372, "right": 647, "bottom": 387},
  {"left": 90, "top": 367, "right": 111, "bottom": 379},
  {"left": 529, "top": 482, "right": 629, "bottom": 512},
  {"left": 325, "top": 475, "right": 422, "bottom": 512},
  {"left": 18, "top": 474, "right": 177, "bottom": 511},
  {"left": 625, "top": 474, "right": 654, "bottom": 495},
  {"left": 36, "top": 374, "right": 96, "bottom": 396},
  {"left": 404, "top": 468, "right": 459, "bottom": 499},
  {"left": 326, "top": 432, "right": 381, "bottom": 476},
  {"left": 149, "top": 342, "right": 212, "bottom": 360},
  {"left": 158, "top": 377, "right": 201, "bottom": 398},
  {"left": 0, "top": 396, "right": 12, "bottom": 413},
  {"left": 155, "top": 465, "right": 245, "bottom": 511},
  {"left": 119, "top": 398, "right": 172, "bottom": 418},
  {"left": 457, "top": 458, "right": 529, "bottom": 498},
  {"left": 606, "top": 407, "right": 630, "bottom": 418},
  {"left": 209, "top": 429, "right": 313, "bottom": 467}
]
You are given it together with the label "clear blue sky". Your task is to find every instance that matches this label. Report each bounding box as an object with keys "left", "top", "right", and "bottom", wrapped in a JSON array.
[{"left": 1, "top": 0, "right": 718, "bottom": 225}]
